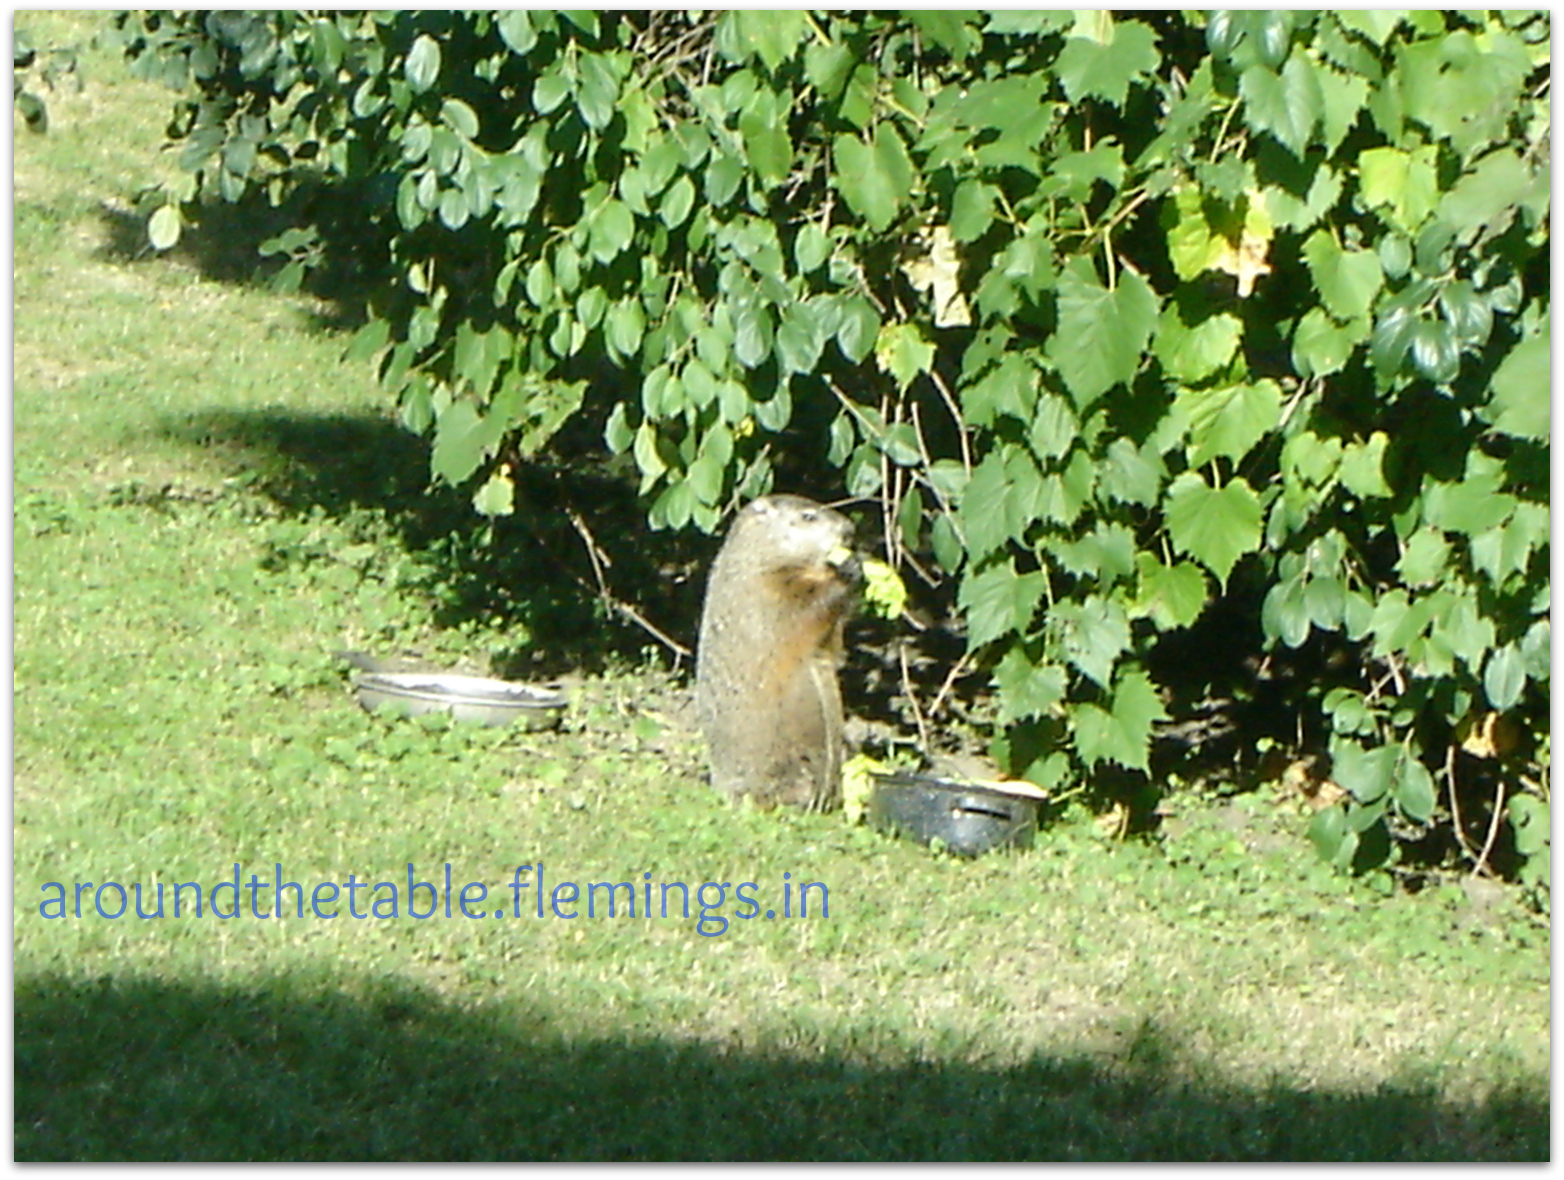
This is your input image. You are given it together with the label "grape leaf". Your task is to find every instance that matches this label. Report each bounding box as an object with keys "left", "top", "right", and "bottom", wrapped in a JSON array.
[
  {"left": 1052, "top": 258, "right": 1158, "bottom": 409},
  {"left": 1164, "top": 472, "right": 1262, "bottom": 588}
]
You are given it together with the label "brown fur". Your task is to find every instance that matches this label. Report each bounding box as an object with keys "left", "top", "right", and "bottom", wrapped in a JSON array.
[{"left": 695, "top": 495, "right": 860, "bottom": 811}]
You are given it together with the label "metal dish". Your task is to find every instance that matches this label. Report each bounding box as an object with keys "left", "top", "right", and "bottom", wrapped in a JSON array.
[
  {"left": 868, "top": 772, "right": 1039, "bottom": 857},
  {"left": 352, "top": 671, "right": 568, "bottom": 729}
]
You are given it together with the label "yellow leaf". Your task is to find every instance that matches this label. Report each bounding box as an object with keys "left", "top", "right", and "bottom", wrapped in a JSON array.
[{"left": 899, "top": 225, "right": 971, "bottom": 327}]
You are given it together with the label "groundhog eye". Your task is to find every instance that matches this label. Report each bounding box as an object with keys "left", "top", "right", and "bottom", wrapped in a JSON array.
[{"left": 800, "top": 510, "right": 817, "bottom": 522}]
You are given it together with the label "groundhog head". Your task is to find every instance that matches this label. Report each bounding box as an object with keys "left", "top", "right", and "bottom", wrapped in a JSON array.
[{"left": 732, "top": 495, "right": 862, "bottom": 589}]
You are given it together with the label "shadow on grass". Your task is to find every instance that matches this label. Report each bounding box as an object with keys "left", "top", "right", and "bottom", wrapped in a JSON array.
[
  {"left": 95, "top": 183, "right": 378, "bottom": 332},
  {"left": 14, "top": 972, "right": 1546, "bottom": 1161},
  {"left": 156, "top": 404, "right": 712, "bottom": 677}
]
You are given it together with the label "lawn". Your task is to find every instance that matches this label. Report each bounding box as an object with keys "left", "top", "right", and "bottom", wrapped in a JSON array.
[{"left": 11, "top": 12, "right": 1550, "bottom": 1161}]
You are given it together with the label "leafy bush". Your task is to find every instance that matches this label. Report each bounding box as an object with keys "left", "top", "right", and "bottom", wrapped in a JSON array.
[{"left": 113, "top": 10, "right": 1549, "bottom": 880}]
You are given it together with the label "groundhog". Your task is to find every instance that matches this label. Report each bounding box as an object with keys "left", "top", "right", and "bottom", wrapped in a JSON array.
[{"left": 695, "top": 494, "right": 862, "bottom": 811}]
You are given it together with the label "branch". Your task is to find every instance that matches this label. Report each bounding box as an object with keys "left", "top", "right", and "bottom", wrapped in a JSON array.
[{"left": 565, "top": 508, "right": 693, "bottom": 661}]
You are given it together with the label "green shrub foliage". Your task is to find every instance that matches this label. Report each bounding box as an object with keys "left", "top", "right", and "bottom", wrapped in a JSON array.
[{"left": 115, "top": 10, "right": 1549, "bottom": 877}]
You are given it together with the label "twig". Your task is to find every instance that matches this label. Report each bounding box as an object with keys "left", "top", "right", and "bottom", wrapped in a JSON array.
[
  {"left": 1383, "top": 650, "right": 1407, "bottom": 697},
  {"left": 566, "top": 507, "right": 612, "bottom": 581},
  {"left": 925, "top": 366, "right": 973, "bottom": 477},
  {"left": 899, "top": 642, "right": 931, "bottom": 751},
  {"left": 1469, "top": 776, "right": 1508, "bottom": 880},
  {"left": 565, "top": 508, "right": 692, "bottom": 661},
  {"left": 880, "top": 389, "right": 898, "bottom": 570},
  {"left": 1445, "top": 742, "right": 1479, "bottom": 861},
  {"left": 927, "top": 651, "right": 972, "bottom": 720}
]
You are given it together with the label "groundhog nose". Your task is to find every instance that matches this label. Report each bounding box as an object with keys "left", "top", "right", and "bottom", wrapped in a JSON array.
[
  {"left": 825, "top": 543, "right": 860, "bottom": 577},
  {"left": 838, "top": 551, "right": 865, "bottom": 585}
]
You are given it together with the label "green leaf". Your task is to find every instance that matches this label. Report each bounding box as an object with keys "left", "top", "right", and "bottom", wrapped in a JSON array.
[
  {"left": 590, "top": 198, "right": 635, "bottom": 262},
  {"left": 1330, "top": 738, "right": 1396, "bottom": 805},
  {"left": 1336, "top": 11, "right": 1402, "bottom": 45},
  {"left": 603, "top": 401, "right": 634, "bottom": 453},
  {"left": 441, "top": 97, "right": 479, "bottom": 139},
  {"left": 804, "top": 41, "right": 854, "bottom": 99},
  {"left": 706, "top": 153, "right": 744, "bottom": 206},
  {"left": 1438, "top": 281, "right": 1493, "bottom": 348},
  {"left": 405, "top": 34, "right": 441, "bottom": 93},
  {"left": 1370, "top": 302, "right": 1418, "bottom": 378},
  {"left": 1337, "top": 432, "right": 1391, "bottom": 498},
  {"left": 1054, "top": 19, "right": 1159, "bottom": 107},
  {"left": 574, "top": 52, "right": 621, "bottom": 130},
  {"left": 909, "top": 10, "right": 980, "bottom": 64},
  {"left": 1304, "top": 574, "right": 1346, "bottom": 631},
  {"left": 1154, "top": 307, "right": 1242, "bottom": 384},
  {"left": 732, "top": 302, "right": 773, "bottom": 369},
  {"left": 950, "top": 179, "right": 997, "bottom": 244},
  {"left": 1409, "top": 318, "right": 1460, "bottom": 384},
  {"left": 962, "top": 353, "right": 1036, "bottom": 427},
  {"left": 1315, "top": 61, "right": 1368, "bottom": 153},
  {"left": 1262, "top": 163, "right": 1341, "bottom": 233},
  {"left": 148, "top": 204, "right": 182, "bottom": 250},
  {"left": 1051, "top": 143, "right": 1124, "bottom": 202},
  {"left": 472, "top": 468, "right": 515, "bottom": 517},
  {"left": 1509, "top": 794, "right": 1550, "bottom": 857},
  {"left": 1484, "top": 644, "right": 1526, "bottom": 711},
  {"left": 1098, "top": 437, "right": 1163, "bottom": 507},
  {"left": 1357, "top": 145, "right": 1439, "bottom": 232},
  {"left": 959, "top": 450, "right": 1041, "bottom": 561},
  {"left": 1177, "top": 379, "right": 1282, "bottom": 466},
  {"left": 1397, "top": 529, "right": 1449, "bottom": 587},
  {"left": 835, "top": 297, "right": 880, "bottom": 363},
  {"left": 725, "top": 10, "right": 806, "bottom": 73},
  {"left": 1261, "top": 575, "right": 1310, "bottom": 648},
  {"left": 1049, "top": 523, "right": 1136, "bottom": 586},
  {"left": 738, "top": 87, "right": 792, "bottom": 187},
  {"left": 430, "top": 401, "right": 486, "bottom": 485},
  {"left": 1164, "top": 472, "right": 1262, "bottom": 589},
  {"left": 1291, "top": 307, "right": 1360, "bottom": 378},
  {"left": 1132, "top": 553, "right": 1209, "bottom": 629},
  {"left": 1047, "top": 595, "right": 1130, "bottom": 689},
  {"left": 1431, "top": 590, "right": 1494, "bottom": 674},
  {"left": 1166, "top": 186, "right": 1224, "bottom": 281},
  {"left": 775, "top": 301, "right": 826, "bottom": 376},
  {"left": 1072, "top": 668, "right": 1167, "bottom": 772},
  {"left": 1308, "top": 805, "right": 1353, "bottom": 866},
  {"left": 1470, "top": 502, "right": 1548, "bottom": 586},
  {"left": 1028, "top": 393, "right": 1078, "bottom": 461},
  {"left": 344, "top": 317, "right": 390, "bottom": 365},
  {"left": 794, "top": 223, "right": 831, "bottom": 273},
  {"left": 874, "top": 322, "right": 935, "bottom": 392},
  {"left": 1393, "top": 755, "right": 1437, "bottom": 824},
  {"left": 497, "top": 10, "right": 536, "bottom": 54},
  {"left": 1052, "top": 258, "right": 1158, "bottom": 409},
  {"left": 605, "top": 298, "right": 645, "bottom": 358},
  {"left": 1440, "top": 149, "right": 1544, "bottom": 244},
  {"left": 1207, "top": 10, "right": 1294, "bottom": 69},
  {"left": 659, "top": 174, "right": 695, "bottom": 228},
  {"left": 994, "top": 647, "right": 1067, "bottom": 723},
  {"left": 1302, "top": 230, "right": 1382, "bottom": 321},
  {"left": 1323, "top": 688, "right": 1375, "bottom": 736},
  {"left": 437, "top": 187, "right": 469, "bottom": 230},
  {"left": 1484, "top": 328, "right": 1548, "bottom": 441},
  {"left": 1239, "top": 57, "right": 1322, "bottom": 157},
  {"left": 1423, "top": 455, "right": 1515, "bottom": 534},
  {"left": 959, "top": 560, "right": 1048, "bottom": 649},
  {"left": 833, "top": 125, "right": 914, "bottom": 232}
]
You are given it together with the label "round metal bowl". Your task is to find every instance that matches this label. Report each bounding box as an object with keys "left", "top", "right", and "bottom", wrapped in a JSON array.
[
  {"left": 352, "top": 671, "right": 567, "bottom": 729},
  {"left": 868, "top": 772, "right": 1039, "bottom": 857}
]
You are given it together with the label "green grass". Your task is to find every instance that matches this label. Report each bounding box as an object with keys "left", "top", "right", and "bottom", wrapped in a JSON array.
[{"left": 12, "top": 13, "right": 1550, "bottom": 1161}]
